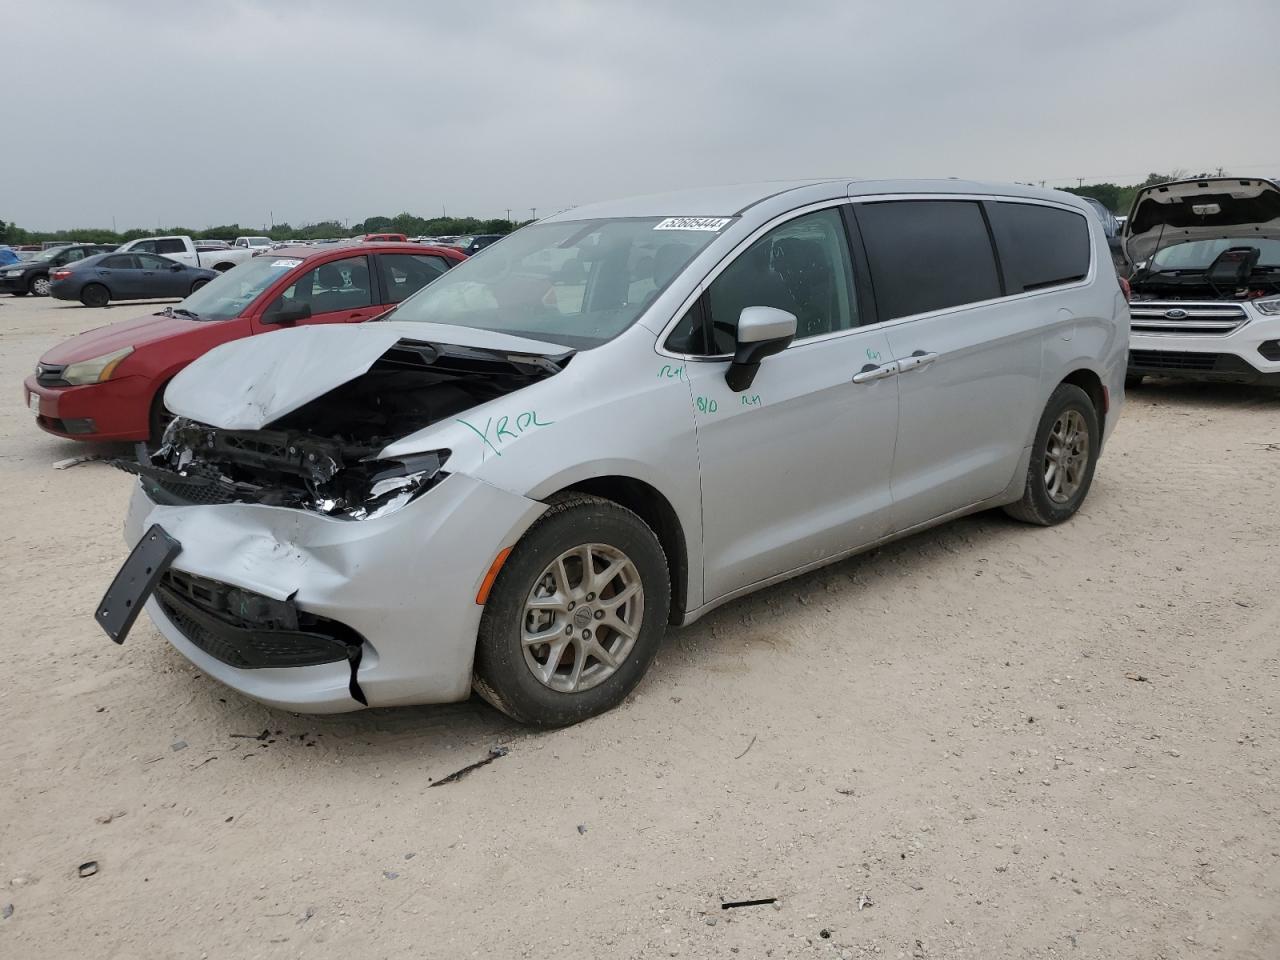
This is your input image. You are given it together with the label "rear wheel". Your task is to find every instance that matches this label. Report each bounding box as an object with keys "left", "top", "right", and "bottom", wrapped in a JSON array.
[
  {"left": 473, "top": 494, "right": 671, "bottom": 726},
  {"left": 80, "top": 283, "right": 109, "bottom": 308},
  {"left": 190, "top": 279, "right": 209, "bottom": 295},
  {"left": 1003, "top": 383, "right": 1100, "bottom": 526},
  {"left": 29, "top": 274, "right": 51, "bottom": 297}
]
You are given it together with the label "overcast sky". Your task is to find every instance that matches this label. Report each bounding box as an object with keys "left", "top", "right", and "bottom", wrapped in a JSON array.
[{"left": 5, "top": 0, "right": 1280, "bottom": 231}]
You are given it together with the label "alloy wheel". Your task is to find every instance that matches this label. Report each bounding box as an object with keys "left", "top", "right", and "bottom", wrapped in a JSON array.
[
  {"left": 31, "top": 276, "right": 51, "bottom": 296},
  {"left": 521, "top": 543, "right": 644, "bottom": 693},
  {"left": 1044, "top": 409, "right": 1089, "bottom": 503}
]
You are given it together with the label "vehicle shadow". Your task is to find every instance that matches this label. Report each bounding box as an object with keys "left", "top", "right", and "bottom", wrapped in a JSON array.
[{"left": 1128, "top": 377, "right": 1280, "bottom": 410}]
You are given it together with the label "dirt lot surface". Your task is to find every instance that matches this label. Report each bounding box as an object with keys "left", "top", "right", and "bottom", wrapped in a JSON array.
[{"left": 1, "top": 293, "right": 1278, "bottom": 959}]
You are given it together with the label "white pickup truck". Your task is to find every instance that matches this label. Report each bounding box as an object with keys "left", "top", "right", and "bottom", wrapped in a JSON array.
[
  {"left": 116, "top": 235, "right": 256, "bottom": 272},
  {"left": 233, "top": 236, "right": 273, "bottom": 253}
]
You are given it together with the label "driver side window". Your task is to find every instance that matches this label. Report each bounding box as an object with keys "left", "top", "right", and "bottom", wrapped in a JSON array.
[{"left": 666, "top": 207, "right": 858, "bottom": 355}]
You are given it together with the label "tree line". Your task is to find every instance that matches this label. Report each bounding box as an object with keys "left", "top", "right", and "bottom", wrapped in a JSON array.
[{"left": 0, "top": 212, "right": 524, "bottom": 246}]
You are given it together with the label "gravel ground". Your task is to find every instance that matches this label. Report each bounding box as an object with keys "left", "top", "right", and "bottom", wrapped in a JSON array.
[{"left": 1, "top": 293, "right": 1278, "bottom": 959}]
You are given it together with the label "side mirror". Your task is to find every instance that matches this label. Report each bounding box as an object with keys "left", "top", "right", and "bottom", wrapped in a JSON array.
[
  {"left": 262, "top": 301, "right": 312, "bottom": 325},
  {"left": 726, "top": 306, "right": 796, "bottom": 391},
  {"left": 170, "top": 263, "right": 184, "bottom": 271}
]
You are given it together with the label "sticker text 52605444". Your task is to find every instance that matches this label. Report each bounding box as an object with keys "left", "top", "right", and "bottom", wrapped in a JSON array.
[{"left": 653, "top": 217, "right": 732, "bottom": 232}]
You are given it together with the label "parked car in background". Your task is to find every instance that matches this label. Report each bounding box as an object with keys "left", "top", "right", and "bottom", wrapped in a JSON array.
[
  {"left": 1123, "top": 176, "right": 1280, "bottom": 386},
  {"left": 233, "top": 236, "right": 272, "bottom": 252},
  {"left": 1080, "top": 197, "right": 1128, "bottom": 275},
  {"left": 26, "top": 243, "right": 465, "bottom": 442},
  {"left": 98, "top": 179, "right": 1126, "bottom": 724},
  {"left": 117, "top": 235, "right": 254, "bottom": 272},
  {"left": 1, "top": 243, "right": 116, "bottom": 296},
  {"left": 195, "top": 239, "right": 232, "bottom": 251},
  {"left": 48, "top": 252, "right": 218, "bottom": 307},
  {"left": 450, "top": 234, "right": 504, "bottom": 255},
  {"left": 359, "top": 233, "right": 408, "bottom": 243},
  {"left": 0, "top": 246, "right": 20, "bottom": 267}
]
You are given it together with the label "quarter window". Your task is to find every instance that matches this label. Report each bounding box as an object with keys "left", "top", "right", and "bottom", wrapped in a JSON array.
[
  {"left": 667, "top": 207, "right": 857, "bottom": 355},
  {"left": 987, "top": 202, "right": 1091, "bottom": 292},
  {"left": 855, "top": 200, "right": 1002, "bottom": 320},
  {"left": 136, "top": 253, "right": 172, "bottom": 270}
]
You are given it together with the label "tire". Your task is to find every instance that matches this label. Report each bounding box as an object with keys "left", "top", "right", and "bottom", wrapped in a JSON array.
[
  {"left": 473, "top": 493, "right": 671, "bottom": 727},
  {"left": 80, "top": 283, "right": 109, "bottom": 308},
  {"left": 29, "top": 274, "right": 51, "bottom": 297},
  {"left": 1003, "top": 383, "right": 1100, "bottom": 526},
  {"left": 1125, "top": 373, "right": 1145, "bottom": 390},
  {"left": 190, "top": 279, "right": 209, "bottom": 295},
  {"left": 147, "top": 383, "right": 175, "bottom": 449}
]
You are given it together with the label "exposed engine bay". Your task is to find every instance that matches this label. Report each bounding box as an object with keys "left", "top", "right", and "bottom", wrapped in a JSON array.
[
  {"left": 1129, "top": 244, "right": 1280, "bottom": 302},
  {"left": 117, "top": 338, "right": 572, "bottom": 519}
]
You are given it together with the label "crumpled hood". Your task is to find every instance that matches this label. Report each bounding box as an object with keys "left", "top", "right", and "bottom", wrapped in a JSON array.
[
  {"left": 1124, "top": 177, "right": 1280, "bottom": 263},
  {"left": 164, "top": 321, "right": 572, "bottom": 430}
]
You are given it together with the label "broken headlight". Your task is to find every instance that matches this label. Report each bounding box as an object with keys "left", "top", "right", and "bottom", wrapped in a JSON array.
[{"left": 316, "top": 449, "right": 450, "bottom": 521}]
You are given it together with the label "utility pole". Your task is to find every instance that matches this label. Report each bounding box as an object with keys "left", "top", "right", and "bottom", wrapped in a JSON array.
[
  {"left": 1216, "top": 166, "right": 1223, "bottom": 177},
  {"left": 530, "top": 207, "right": 537, "bottom": 221},
  {"left": 1039, "top": 180, "right": 1045, "bottom": 187},
  {"left": 505, "top": 208, "right": 511, "bottom": 223},
  {"left": 1077, "top": 177, "right": 1084, "bottom": 187}
]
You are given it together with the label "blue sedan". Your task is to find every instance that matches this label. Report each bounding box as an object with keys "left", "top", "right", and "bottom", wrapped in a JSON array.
[{"left": 50, "top": 251, "right": 219, "bottom": 307}]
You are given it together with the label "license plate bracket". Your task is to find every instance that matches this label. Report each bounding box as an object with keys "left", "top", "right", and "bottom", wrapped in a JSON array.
[{"left": 96, "top": 524, "right": 183, "bottom": 644}]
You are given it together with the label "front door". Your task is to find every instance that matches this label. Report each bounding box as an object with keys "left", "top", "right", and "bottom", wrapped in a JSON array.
[
  {"left": 676, "top": 206, "right": 900, "bottom": 601},
  {"left": 253, "top": 254, "right": 383, "bottom": 330}
]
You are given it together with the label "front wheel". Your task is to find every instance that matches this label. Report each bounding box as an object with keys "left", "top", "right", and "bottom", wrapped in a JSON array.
[
  {"left": 473, "top": 494, "right": 671, "bottom": 726},
  {"left": 1003, "top": 383, "right": 1100, "bottom": 526},
  {"left": 29, "top": 274, "right": 51, "bottom": 297},
  {"left": 80, "top": 283, "right": 109, "bottom": 308}
]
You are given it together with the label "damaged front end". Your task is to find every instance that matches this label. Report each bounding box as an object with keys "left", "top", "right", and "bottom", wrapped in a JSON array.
[
  {"left": 122, "top": 420, "right": 450, "bottom": 521},
  {"left": 118, "top": 337, "right": 571, "bottom": 520}
]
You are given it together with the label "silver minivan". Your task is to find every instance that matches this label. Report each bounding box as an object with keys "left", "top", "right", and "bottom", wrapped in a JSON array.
[{"left": 99, "top": 180, "right": 1129, "bottom": 726}]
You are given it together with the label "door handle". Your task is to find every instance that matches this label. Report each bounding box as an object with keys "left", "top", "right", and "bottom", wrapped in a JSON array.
[
  {"left": 898, "top": 351, "right": 939, "bottom": 374},
  {"left": 852, "top": 361, "right": 899, "bottom": 384}
]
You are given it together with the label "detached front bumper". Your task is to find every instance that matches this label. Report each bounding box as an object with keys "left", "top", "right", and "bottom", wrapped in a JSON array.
[{"left": 122, "top": 472, "right": 546, "bottom": 713}]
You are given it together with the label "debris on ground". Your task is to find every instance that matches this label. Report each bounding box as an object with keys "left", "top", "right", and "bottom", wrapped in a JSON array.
[
  {"left": 721, "top": 897, "right": 777, "bottom": 909},
  {"left": 835, "top": 786, "right": 856, "bottom": 796},
  {"left": 1124, "top": 672, "right": 1150, "bottom": 683},
  {"left": 230, "top": 730, "right": 270, "bottom": 740},
  {"left": 734, "top": 734, "right": 757, "bottom": 759},
  {"left": 382, "top": 871, "right": 399, "bottom": 880},
  {"left": 171, "top": 740, "right": 188, "bottom": 752},
  {"left": 857, "top": 893, "right": 873, "bottom": 910},
  {"left": 2, "top": 904, "right": 12, "bottom": 920},
  {"left": 78, "top": 861, "right": 98, "bottom": 878},
  {"left": 52, "top": 455, "right": 106, "bottom": 471},
  {"left": 95, "top": 811, "right": 126, "bottom": 824},
  {"left": 577, "top": 824, "right": 587, "bottom": 835},
  {"left": 428, "top": 746, "right": 509, "bottom": 787},
  {"left": 298, "top": 906, "right": 314, "bottom": 925}
]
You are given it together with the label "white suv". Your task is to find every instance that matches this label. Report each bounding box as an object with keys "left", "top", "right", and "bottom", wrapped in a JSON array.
[{"left": 1123, "top": 177, "right": 1280, "bottom": 386}]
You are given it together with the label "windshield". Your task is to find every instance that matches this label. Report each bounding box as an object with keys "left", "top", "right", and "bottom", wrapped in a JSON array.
[
  {"left": 176, "top": 255, "right": 305, "bottom": 321},
  {"left": 385, "top": 218, "right": 725, "bottom": 348},
  {"left": 35, "top": 246, "right": 71, "bottom": 261},
  {"left": 245, "top": 237, "right": 270, "bottom": 247},
  {"left": 1152, "top": 238, "right": 1280, "bottom": 270}
]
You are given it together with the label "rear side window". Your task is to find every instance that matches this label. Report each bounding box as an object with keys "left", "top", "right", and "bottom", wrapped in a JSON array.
[
  {"left": 100, "top": 255, "right": 137, "bottom": 269},
  {"left": 987, "top": 202, "right": 1091, "bottom": 292},
  {"left": 379, "top": 253, "right": 451, "bottom": 304},
  {"left": 270, "top": 255, "right": 372, "bottom": 315},
  {"left": 131, "top": 240, "right": 156, "bottom": 254},
  {"left": 855, "top": 200, "right": 1001, "bottom": 320},
  {"left": 155, "top": 238, "right": 187, "bottom": 255}
]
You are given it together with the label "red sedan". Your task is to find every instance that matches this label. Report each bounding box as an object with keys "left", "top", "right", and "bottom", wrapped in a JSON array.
[{"left": 25, "top": 243, "right": 465, "bottom": 443}]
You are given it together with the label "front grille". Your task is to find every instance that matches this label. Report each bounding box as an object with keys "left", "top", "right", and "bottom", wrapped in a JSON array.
[
  {"left": 141, "top": 464, "right": 239, "bottom": 507},
  {"left": 35, "top": 363, "right": 69, "bottom": 387},
  {"left": 1129, "top": 349, "right": 1221, "bottom": 372},
  {"left": 156, "top": 570, "right": 363, "bottom": 669},
  {"left": 1129, "top": 301, "right": 1248, "bottom": 336}
]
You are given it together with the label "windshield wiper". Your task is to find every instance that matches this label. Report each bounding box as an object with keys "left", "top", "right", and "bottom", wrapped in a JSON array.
[{"left": 170, "top": 307, "right": 201, "bottom": 320}]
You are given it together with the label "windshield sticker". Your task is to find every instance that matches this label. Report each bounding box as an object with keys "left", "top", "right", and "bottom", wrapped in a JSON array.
[
  {"left": 654, "top": 217, "right": 731, "bottom": 232},
  {"left": 271, "top": 259, "right": 302, "bottom": 268}
]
